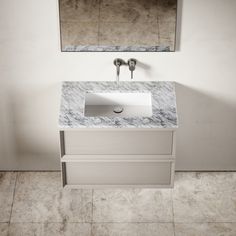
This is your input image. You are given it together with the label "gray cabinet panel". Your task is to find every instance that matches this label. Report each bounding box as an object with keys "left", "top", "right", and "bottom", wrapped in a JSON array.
[
  {"left": 65, "top": 161, "right": 172, "bottom": 186},
  {"left": 64, "top": 130, "right": 173, "bottom": 155}
]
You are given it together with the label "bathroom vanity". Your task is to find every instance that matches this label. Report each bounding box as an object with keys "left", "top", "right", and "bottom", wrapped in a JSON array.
[{"left": 59, "top": 81, "right": 178, "bottom": 188}]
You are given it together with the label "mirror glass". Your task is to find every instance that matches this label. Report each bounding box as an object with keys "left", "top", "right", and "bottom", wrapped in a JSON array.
[{"left": 59, "top": 0, "right": 177, "bottom": 52}]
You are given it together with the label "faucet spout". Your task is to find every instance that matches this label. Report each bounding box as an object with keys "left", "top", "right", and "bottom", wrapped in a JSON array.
[
  {"left": 113, "top": 58, "right": 126, "bottom": 82},
  {"left": 116, "top": 63, "right": 120, "bottom": 82}
]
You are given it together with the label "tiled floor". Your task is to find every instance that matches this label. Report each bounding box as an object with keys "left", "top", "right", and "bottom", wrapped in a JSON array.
[
  {"left": 59, "top": 0, "right": 177, "bottom": 51},
  {"left": 0, "top": 172, "right": 236, "bottom": 236}
]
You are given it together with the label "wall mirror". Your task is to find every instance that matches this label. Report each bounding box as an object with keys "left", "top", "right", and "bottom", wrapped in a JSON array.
[{"left": 58, "top": 0, "right": 177, "bottom": 52}]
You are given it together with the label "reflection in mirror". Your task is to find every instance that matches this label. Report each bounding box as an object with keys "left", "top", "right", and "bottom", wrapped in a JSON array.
[{"left": 58, "top": 0, "right": 177, "bottom": 52}]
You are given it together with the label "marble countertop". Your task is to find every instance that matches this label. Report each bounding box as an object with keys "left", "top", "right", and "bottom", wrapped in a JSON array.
[{"left": 59, "top": 81, "right": 178, "bottom": 129}]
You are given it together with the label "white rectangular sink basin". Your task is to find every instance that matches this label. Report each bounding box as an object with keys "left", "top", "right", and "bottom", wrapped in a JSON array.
[{"left": 84, "top": 92, "right": 152, "bottom": 117}]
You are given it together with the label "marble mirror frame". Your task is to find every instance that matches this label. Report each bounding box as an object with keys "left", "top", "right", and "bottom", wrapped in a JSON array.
[{"left": 58, "top": 0, "right": 177, "bottom": 52}]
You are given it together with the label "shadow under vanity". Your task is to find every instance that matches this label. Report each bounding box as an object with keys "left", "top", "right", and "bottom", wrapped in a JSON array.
[{"left": 59, "top": 81, "right": 178, "bottom": 188}]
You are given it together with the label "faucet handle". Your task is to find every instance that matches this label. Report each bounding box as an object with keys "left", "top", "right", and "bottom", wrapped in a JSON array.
[
  {"left": 127, "top": 58, "right": 137, "bottom": 79},
  {"left": 113, "top": 58, "right": 126, "bottom": 67}
]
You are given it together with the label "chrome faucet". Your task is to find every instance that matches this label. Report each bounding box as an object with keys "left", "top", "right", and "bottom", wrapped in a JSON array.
[
  {"left": 113, "top": 58, "right": 126, "bottom": 82},
  {"left": 113, "top": 58, "right": 137, "bottom": 81}
]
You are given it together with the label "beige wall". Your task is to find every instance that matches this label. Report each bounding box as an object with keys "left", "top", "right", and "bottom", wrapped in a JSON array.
[{"left": 0, "top": 0, "right": 236, "bottom": 170}]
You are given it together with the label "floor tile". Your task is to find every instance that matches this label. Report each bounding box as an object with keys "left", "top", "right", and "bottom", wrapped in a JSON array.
[
  {"left": 61, "top": 21, "right": 99, "bottom": 48},
  {"left": 93, "top": 189, "right": 173, "bottom": 223},
  {"left": 173, "top": 172, "right": 236, "bottom": 223},
  {"left": 0, "top": 172, "right": 17, "bottom": 222},
  {"left": 9, "top": 223, "right": 42, "bottom": 236},
  {"left": 175, "top": 223, "right": 236, "bottom": 236},
  {"left": 100, "top": 0, "right": 158, "bottom": 23},
  {"left": 92, "top": 223, "right": 174, "bottom": 236},
  {"left": 8, "top": 223, "right": 91, "bottom": 236},
  {"left": 43, "top": 223, "right": 91, "bottom": 236},
  {"left": 0, "top": 223, "right": 9, "bottom": 236},
  {"left": 59, "top": 0, "right": 99, "bottom": 22},
  {"left": 99, "top": 22, "right": 159, "bottom": 46},
  {"left": 10, "top": 172, "right": 92, "bottom": 223}
]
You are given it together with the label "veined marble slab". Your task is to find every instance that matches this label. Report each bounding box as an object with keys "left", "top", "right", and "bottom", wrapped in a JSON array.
[
  {"left": 59, "top": 81, "right": 178, "bottom": 129},
  {"left": 63, "top": 45, "right": 171, "bottom": 52}
]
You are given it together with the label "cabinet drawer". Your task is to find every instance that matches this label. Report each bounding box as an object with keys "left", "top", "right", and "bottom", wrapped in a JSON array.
[
  {"left": 64, "top": 161, "right": 173, "bottom": 186},
  {"left": 64, "top": 131, "right": 173, "bottom": 155}
]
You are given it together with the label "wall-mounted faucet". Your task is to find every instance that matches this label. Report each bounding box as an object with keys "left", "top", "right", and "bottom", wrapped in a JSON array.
[
  {"left": 113, "top": 58, "right": 137, "bottom": 81},
  {"left": 127, "top": 58, "right": 137, "bottom": 79},
  {"left": 113, "top": 58, "right": 126, "bottom": 82}
]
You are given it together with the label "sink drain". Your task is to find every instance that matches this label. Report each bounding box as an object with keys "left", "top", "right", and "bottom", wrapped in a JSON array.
[{"left": 113, "top": 106, "right": 123, "bottom": 114}]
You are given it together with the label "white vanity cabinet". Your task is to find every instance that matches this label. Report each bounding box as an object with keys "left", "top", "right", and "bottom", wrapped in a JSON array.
[
  {"left": 59, "top": 129, "right": 176, "bottom": 188},
  {"left": 59, "top": 81, "right": 178, "bottom": 188}
]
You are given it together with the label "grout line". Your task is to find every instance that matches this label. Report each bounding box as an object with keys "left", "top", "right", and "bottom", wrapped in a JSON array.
[
  {"left": 5, "top": 220, "right": 236, "bottom": 224},
  {"left": 90, "top": 222, "right": 93, "bottom": 236},
  {"left": 171, "top": 188, "right": 176, "bottom": 236},
  {"left": 5, "top": 221, "right": 236, "bottom": 224},
  {"left": 0, "top": 170, "right": 60, "bottom": 172},
  {"left": 9, "top": 171, "right": 18, "bottom": 223},
  {"left": 90, "top": 222, "right": 175, "bottom": 224},
  {"left": 173, "top": 222, "right": 176, "bottom": 236},
  {"left": 90, "top": 189, "right": 94, "bottom": 236},
  {"left": 177, "top": 222, "right": 236, "bottom": 224},
  {"left": 7, "top": 221, "right": 94, "bottom": 224},
  {"left": 6, "top": 222, "right": 10, "bottom": 236},
  {"left": 1, "top": 170, "right": 235, "bottom": 173},
  {"left": 175, "top": 170, "right": 236, "bottom": 172},
  {"left": 91, "top": 189, "right": 94, "bottom": 222}
]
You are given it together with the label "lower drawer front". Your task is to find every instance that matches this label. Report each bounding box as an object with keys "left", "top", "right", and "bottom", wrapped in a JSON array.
[{"left": 65, "top": 161, "right": 172, "bottom": 186}]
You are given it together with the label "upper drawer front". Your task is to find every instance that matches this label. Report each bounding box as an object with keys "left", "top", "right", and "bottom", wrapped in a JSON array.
[{"left": 64, "top": 131, "right": 173, "bottom": 155}]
